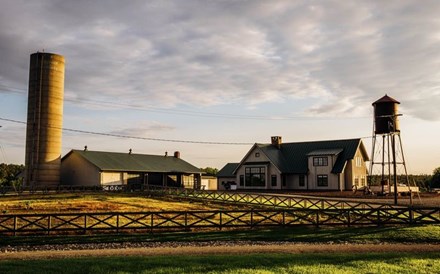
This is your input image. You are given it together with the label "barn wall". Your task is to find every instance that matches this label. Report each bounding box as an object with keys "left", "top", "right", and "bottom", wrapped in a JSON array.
[{"left": 61, "top": 152, "right": 100, "bottom": 186}]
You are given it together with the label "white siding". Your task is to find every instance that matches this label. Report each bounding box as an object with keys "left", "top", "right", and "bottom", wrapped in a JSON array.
[
  {"left": 344, "top": 148, "right": 368, "bottom": 190},
  {"left": 307, "top": 155, "right": 340, "bottom": 190},
  {"left": 235, "top": 146, "right": 281, "bottom": 190},
  {"left": 101, "top": 172, "right": 123, "bottom": 185}
]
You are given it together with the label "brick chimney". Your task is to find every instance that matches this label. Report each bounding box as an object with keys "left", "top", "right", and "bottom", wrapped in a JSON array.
[
  {"left": 174, "top": 151, "right": 180, "bottom": 158},
  {"left": 271, "top": 136, "right": 282, "bottom": 149}
]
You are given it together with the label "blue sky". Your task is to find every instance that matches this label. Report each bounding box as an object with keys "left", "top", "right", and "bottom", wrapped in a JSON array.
[{"left": 0, "top": 0, "right": 439, "bottom": 174}]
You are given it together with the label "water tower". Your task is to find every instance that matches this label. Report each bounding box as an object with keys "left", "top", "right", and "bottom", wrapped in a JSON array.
[
  {"left": 369, "top": 94, "right": 410, "bottom": 204},
  {"left": 24, "top": 52, "right": 65, "bottom": 187}
]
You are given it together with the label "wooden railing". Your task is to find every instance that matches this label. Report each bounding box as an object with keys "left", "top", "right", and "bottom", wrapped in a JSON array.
[
  {"left": 142, "top": 186, "right": 405, "bottom": 210},
  {"left": 1, "top": 184, "right": 410, "bottom": 210},
  {"left": 1, "top": 207, "right": 439, "bottom": 236}
]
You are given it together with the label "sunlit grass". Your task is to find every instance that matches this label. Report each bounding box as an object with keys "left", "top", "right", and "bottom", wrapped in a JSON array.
[
  {"left": 0, "top": 193, "right": 234, "bottom": 213},
  {"left": 1, "top": 253, "right": 439, "bottom": 274}
]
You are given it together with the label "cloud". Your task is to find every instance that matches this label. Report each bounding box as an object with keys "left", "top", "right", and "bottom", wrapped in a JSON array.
[
  {"left": 109, "top": 122, "right": 175, "bottom": 137},
  {"left": 1, "top": 0, "right": 440, "bottom": 120}
]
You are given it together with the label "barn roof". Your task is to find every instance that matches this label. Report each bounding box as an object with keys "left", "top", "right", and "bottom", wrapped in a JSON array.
[{"left": 62, "top": 150, "right": 201, "bottom": 174}]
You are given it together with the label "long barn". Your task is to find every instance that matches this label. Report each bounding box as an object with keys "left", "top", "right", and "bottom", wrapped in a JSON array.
[{"left": 61, "top": 149, "right": 202, "bottom": 189}]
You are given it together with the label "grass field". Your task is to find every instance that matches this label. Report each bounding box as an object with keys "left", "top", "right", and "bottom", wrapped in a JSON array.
[
  {"left": 1, "top": 252, "right": 439, "bottom": 274},
  {"left": 0, "top": 193, "right": 240, "bottom": 213},
  {"left": 1, "top": 193, "right": 440, "bottom": 273}
]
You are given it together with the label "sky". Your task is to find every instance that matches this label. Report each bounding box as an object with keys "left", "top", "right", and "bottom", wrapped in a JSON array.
[{"left": 0, "top": 0, "right": 439, "bottom": 174}]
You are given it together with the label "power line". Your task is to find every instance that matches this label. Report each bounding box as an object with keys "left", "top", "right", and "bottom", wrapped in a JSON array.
[
  {"left": 0, "top": 117, "right": 253, "bottom": 145},
  {"left": 0, "top": 84, "right": 370, "bottom": 121}
]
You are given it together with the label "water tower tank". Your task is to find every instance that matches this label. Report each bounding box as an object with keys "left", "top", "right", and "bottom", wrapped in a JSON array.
[
  {"left": 24, "top": 52, "right": 65, "bottom": 187},
  {"left": 372, "top": 94, "right": 400, "bottom": 134}
]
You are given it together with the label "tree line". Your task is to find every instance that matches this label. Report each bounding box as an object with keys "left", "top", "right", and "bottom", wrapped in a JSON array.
[{"left": 0, "top": 163, "right": 24, "bottom": 187}]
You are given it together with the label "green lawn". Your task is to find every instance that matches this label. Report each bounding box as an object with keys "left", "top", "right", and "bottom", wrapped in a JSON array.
[{"left": 1, "top": 253, "right": 439, "bottom": 274}]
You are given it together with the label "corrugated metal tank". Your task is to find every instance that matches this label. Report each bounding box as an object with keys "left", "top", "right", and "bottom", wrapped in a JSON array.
[
  {"left": 24, "top": 52, "right": 65, "bottom": 186},
  {"left": 372, "top": 94, "right": 400, "bottom": 134}
]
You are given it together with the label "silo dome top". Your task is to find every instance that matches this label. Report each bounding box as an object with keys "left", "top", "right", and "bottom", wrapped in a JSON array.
[{"left": 372, "top": 94, "right": 400, "bottom": 105}]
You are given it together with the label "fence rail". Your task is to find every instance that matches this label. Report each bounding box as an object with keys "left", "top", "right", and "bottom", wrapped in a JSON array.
[
  {"left": 0, "top": 185, "right": 412, "bottom": 210},
  {"left": 1, "top": 207, "right": 439, "bottom": 236},
  {"left": 143, "top": 185, "right": 406, "bottom": 210}
]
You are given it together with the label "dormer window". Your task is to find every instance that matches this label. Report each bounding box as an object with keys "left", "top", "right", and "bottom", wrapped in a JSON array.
[{"left": 313, "top": 157, "right": 328, "bottom": 166}]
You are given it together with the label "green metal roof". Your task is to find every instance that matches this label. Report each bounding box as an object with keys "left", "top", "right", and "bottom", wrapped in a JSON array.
[
  {"left": 64, "top": 150, "right": 201, "bottom": 174},
  {"left": 217, "top": 163, "right": 239, "bottom": 177},
  {"left": 256, "top": 138, "right": 368, "bottom": 174},
  {"left": 307, "top": 148, "right": 343, "bottom": 156}
]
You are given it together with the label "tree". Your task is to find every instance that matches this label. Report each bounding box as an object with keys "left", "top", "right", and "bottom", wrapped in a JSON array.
[
  {"left": 200, "top": 167, "right": 218, "bottom": 176},
  {"left": 0, "top": 163, "right": 24, "bottom": 187},
  {"left": 431, "top": 167, "right": 440, "bottom": 189}
]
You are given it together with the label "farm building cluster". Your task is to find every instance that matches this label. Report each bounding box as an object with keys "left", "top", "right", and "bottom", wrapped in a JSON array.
[{"left": 22, "top": 52, "right": 415, "bottom": 194}]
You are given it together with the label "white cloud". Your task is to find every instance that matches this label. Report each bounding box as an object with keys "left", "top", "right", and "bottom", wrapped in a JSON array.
[
  {"left": 1, "top": 0, "right": 440, "bottom": 121},
  {"left": 1, "top": 1, "right": 438, "bottom": 121}
]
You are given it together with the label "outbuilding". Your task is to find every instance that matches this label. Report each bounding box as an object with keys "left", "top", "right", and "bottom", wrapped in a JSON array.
[{"left": 61, "top": 149, "right": 201, "bottom": 189}]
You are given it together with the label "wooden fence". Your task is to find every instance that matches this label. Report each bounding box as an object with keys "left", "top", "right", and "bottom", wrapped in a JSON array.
[
  {"left": 142, "top": 186, "right": 404, "bottom": 210},
  {"left": 0, "top": 184, "right": 409, "bottom": 210},
  {"left": 1, "top": 207, "right": 439, "bottom": 236}
]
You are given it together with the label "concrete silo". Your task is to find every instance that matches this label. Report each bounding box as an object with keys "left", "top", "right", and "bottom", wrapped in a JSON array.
[{"left": 24, "top": 52, "right": 65, "bottom": 187}]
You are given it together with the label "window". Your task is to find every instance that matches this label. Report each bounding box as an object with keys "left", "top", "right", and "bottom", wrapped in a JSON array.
[
  {"left": 239, "top": 175, "right": 244, "bottom": 186},
  {"left": 354, "top": 176, "right": 359, "bottom": 187},
  {"left": 313, "top": 157, "right": 328, "bottom": 166},
  {"left": 361, "top": 176, "right": 366, "bottom": 186},
  {"left": 271, "top": 175, "right": 277, "bottom": 187},
  {"left": 317, "top": 175, "right": 328, "bottom": 187},
  {"left": 356, "top": 157, "right": 362, "bottom": 167},
  {"left": 245, "top": 167, "right": 266, "bottom": 187},
  {"left": 182, "top": 174, "right": 194, "bottom": 189},
  {"left": 255, "top": 152, "right": 260, "bottom": 157},
  {"left": 299, "top": 175, "right": 305, "bottom": 187}
]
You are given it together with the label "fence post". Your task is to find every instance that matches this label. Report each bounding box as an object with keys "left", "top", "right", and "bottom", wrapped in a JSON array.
[
  {"left": 116, "top": 214, "right": 119, "bottom": 234},
  {"left": 409, "top": 208, "right": 413, "bottom": 225},
  {"left": 316, "top": 210, "right": 320, "bottom": 228},
  {"left": 251, "top": 209, "right": 254, "bottom": 229},
  {"left": 84, "top": 214, "right": 87, "bottom": 234},
  {"left": 347, "top": 209, "right": 351, "bottom": 227},
  {"left": 150, "top": 213, "right": 154, "bottom": 233},
  {"left": 47, "top": 215, "right": 51, "bottom": 235},
  {"left": 219, "top": 211, "right": 222, "bottom": 231},
  {"left": 377, "top": 209, "right": 381, "bottom": 227},
  {"left": 282, "top": 210, "right": 285, "bottom": 227},
  {"left": 13, "top": 216, "right": 17, "bottom": 236}
]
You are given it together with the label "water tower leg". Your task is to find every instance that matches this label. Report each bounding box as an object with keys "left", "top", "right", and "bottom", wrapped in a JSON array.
[{"left": 391, "top": 133, "right": 398, "bottom": 205}]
